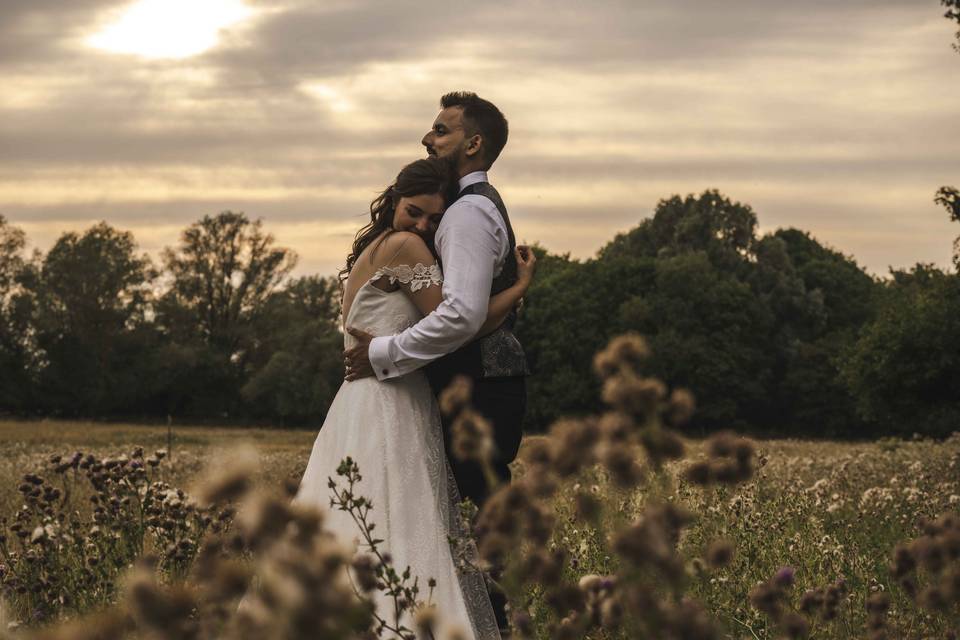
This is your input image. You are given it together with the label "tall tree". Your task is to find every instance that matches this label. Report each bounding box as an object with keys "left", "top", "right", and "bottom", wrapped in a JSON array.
[
  {"left": 945, "top": 0, "right": 960, "bottom": 52},
  {"left": 841, "top": 265, "right": 960, "bottom": 436},
  {"left": 22, "top": 222, "right": 155, "bottom": 415},
  {"left": 155, "top": 212, "right": 296, "bottom": 418},
  {"left": 0, "top": 215, "right": 31, "bottom": 411},
  {"left": 160, "top": 212, "right": 297, "bottom": 354},
  {"left": 241, "top": 275, "right": 343, "bottom": 425}
]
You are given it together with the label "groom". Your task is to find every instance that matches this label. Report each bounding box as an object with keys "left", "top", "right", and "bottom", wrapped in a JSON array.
[{"left": 344, "top": 90, "right": 527, "bottom": 627}]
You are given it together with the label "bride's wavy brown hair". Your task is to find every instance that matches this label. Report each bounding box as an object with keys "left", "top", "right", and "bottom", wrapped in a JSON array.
[{"left": 339, "top": 157, "right": 458, "bottom": 284}]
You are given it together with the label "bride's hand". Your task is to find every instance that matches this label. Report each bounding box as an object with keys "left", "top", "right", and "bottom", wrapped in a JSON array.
[{"left": 515, "top": 245, "right": 536, "bottom": 290}]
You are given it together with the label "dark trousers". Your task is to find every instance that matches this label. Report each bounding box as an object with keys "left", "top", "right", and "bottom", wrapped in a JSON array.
[
  {"left": 437, "top": 376, "right": 526, "bottom": 508},
  {"left": 428, "top": 373, "right": 526, "bottom": 630}
]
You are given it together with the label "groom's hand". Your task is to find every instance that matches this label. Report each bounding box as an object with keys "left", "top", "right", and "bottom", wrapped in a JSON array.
[{"left": 343, "top": 327, "right": 375, "bottom": 381}]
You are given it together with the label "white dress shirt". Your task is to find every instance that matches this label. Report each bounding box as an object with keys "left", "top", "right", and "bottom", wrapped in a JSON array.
[{"left": 368, "top": 170, "right": 510, "bottom": 380}]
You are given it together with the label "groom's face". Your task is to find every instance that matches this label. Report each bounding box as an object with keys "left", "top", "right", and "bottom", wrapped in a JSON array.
[{"left": 422, "top": 107, "right": 468, "bottom": 165}]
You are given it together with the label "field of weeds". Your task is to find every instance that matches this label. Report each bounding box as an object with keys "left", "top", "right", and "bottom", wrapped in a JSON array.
[{"left": 1, "top": 417, "right": 958, "bottom": 638}]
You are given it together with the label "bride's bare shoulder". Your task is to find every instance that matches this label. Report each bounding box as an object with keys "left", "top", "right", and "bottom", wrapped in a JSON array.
[{"left": 368, "top": 231, "right": 433, "bottom": 266}]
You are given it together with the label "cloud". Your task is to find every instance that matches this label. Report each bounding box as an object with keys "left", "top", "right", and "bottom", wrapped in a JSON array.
[{"left": 0, "top": 0, "right": 958, "bottom": 276}]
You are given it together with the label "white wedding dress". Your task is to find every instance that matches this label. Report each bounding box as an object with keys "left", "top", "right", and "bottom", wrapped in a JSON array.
[{"left": 292, "top": 264, "right": 500, "bottom": 640}]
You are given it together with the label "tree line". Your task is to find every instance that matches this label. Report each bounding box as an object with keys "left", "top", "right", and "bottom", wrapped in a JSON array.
[
  {"left": 0, "top": 213, "right": 343, "bottom": 425},
  {"left": 0, "top": 187, "right": 957, "bottom": 437}
]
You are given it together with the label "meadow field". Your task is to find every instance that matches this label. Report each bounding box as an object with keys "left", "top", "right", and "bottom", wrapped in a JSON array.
[{"left": 2, "top": 418, "right": 958, "bottom": 638}]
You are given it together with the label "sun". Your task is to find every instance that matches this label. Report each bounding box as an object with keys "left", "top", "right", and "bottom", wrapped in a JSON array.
[{"left": 86, "top": 0, "right": 257, "bottom": 60}]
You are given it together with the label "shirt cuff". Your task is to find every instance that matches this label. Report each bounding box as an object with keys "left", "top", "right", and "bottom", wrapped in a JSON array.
[{"left": 369, "top": 336, "right": 398, "bottom": 381}]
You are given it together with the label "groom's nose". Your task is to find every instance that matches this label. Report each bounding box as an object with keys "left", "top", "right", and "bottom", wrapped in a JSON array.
[{"left": 421, "top": 130, "right": 434, "bottom": 151}]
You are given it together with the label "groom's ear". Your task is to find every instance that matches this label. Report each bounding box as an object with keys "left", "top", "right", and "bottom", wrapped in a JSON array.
[{"left": 464, "top": 133, "right": 483, "bottom": 159}]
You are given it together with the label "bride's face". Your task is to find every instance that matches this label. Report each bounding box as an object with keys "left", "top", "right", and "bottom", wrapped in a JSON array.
[{"left": 392, "top": 192, "right": 445, "bottom": 239}]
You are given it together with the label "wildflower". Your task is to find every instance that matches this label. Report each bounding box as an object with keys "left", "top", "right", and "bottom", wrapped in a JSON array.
[{"left": 774, "top": 566, "right": 796, "bottom": 588}]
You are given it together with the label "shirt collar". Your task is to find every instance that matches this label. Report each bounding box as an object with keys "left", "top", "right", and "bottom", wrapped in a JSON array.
[{"left": 458, "top": 170, "right": 488, "bottom": 190}]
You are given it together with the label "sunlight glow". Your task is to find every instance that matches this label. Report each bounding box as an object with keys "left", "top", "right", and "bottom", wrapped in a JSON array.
[{"left": 86, "top": 0, "right": 256, "bottom": 59}]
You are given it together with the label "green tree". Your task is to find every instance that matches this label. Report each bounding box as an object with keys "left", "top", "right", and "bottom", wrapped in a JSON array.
[
  {"left": 160, "top": 211, "right": 297, "bottom": 352},
  {"left": 241, "top": 275, "right": 343, "bottom": 425},
  {"left": 945, "top": 0, "right": 960, "bottom": 51},
  {"left": 155, "top": 212, "right": 297, "bottom": 418},
  {"left": 21, "top": 222, "right": 156, "bottom": 415},
  {"left": 0, "top": 215, "right": 32, "bottom": 411},
  {"left": 841, "top": 265, "right": 960, "bottom": 436}
]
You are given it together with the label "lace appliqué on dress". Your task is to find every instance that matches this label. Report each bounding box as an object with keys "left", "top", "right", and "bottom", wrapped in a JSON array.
[{"left": 372, "top": 263, "right": 443, "bottom": 292}]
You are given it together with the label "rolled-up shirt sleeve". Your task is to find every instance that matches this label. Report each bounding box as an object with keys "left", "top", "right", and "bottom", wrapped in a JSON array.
[{"left": 368, "top": 198, "right": 504, "bottom": 380}]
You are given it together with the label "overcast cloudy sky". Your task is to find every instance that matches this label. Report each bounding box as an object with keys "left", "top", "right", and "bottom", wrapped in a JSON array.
[{"left": 2, "top": 0, "right": 958, "bottom": 277}]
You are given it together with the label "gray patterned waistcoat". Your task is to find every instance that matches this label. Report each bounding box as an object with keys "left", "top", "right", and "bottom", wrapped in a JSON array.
[{"left": 426, "top": 181, "right": 530, "bottom": 386}]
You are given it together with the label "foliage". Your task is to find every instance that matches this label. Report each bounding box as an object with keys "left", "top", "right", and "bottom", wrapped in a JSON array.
[
  {"left": 0, "top": 448, "right": 226, "bottom": 625},
  {"left": 5, "top": 337, "right": 960, "bottom": 639},
  {"left": 840, "top": 265, "right": 960, "bottom": 437},
  {"left": 240, "top": 276, "right": 343, "bottom": 425},
  {"left": 15, "top": 223, "right": 157, "bottom": 416},
  {"left": 945, "top": 0, "right": 960, "bottom": 52},
  {"left": 0, "top": 216, "right": 32, "bottom": 412},
  {"left": 935, "top": 186, "right": 960, "bottom": 269},
  {"left": 518, "top": 191, "right": 879, "bottom": 436},
  {"left": 159, "top": 211, "right": 296, "bottom": 352}
]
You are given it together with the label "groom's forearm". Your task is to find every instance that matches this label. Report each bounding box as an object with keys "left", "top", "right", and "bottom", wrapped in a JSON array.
[
  {"left": 368, "top": 287, "right": 488, "bottom": 380},
  {"left": 368, "top": 207, "right": 498, "bottom": 381}
]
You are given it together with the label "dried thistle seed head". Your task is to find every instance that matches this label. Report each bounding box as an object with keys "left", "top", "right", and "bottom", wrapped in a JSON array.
[
  {"left": 413, "top": 605, "right": 438, "bottom": 635},
  {"left": 236, "top": 492, "right": 293, "bottom": 551},
  {"left": 439, "top": 375, "right": 473, "bottom": 417},
  {"left": 706, "top": 539, "right": 735, "bottom": 569},
  {"left": 865, "top": 592, "right": 890, "bottom": 614},
  {"left": 450, "top": 409, "right": 494, "bottom": 464},
  {"left": 891, "top": 543, "right": 916, "bottom": 578},
  {"left": 599, "top": 596, "right": 624, "bottom": 629},
  {"left": 549, "top": 418, "right": 599, "bottom": 477},
  {"left": 911, "top": 535, "right": 946, "bottom": 574},
  {"left": 193, "top": 446, "right": 259, "bottom": 507},
  {"left": 664, "top": 598, "right": 719, "bottom": 640},
  {"left": 666, "top": 387, "right": 696, "bottom": 425},
  {"left": 598, "top": 444, "right": 644, "bottom": 488},
  {"left": 598, "top": 411, "right": 634, "bottom": 443},
  {"left": 593, "top": 333, "right": 650, "bottom": 379},
  {"left": 574, "top": 491, "right": 601, "bottom": 522},
  {"left": 781, "top": 611, "right": 810, "bottom": 639},
  {"left": 707, "top": 431, "right": 737, "bottom": 457},
  {"left": 601, "top": 373, "right": 666, "bottom": 416},
  {"left": 351, "top": 554, "right": 377, "bottom": 592},
  {"left": 443, "top": 625, "right": 469, "bottom": 640},
  {"left": 578, "top": 574, "right": 603, "bottom": 593},
  {"left": 520, "top": 437, "right": 553, "bottom": 469}
]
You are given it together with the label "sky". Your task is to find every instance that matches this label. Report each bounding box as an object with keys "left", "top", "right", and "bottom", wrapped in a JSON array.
[{"left": 2, "top": 0, "right": 958, "bottom": 278}]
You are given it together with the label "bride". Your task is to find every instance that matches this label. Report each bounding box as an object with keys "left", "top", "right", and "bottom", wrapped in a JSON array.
[{"left": 292, "top": 157, "right": 535, "bottom": 639}]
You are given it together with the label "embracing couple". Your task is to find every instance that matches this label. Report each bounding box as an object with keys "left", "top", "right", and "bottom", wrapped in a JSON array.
[{"left": 292, "top": 92, "right": 533, "bottom": 639}]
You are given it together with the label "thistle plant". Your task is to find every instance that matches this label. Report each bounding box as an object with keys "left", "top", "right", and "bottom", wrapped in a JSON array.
[
  {"left": 327, "top": 457, "right": 437, "bottom": 640},
  {"left": 440, "top": 333, "right": 758, "bottom": 639},
  {"left": 0, "top": 447, "right": 223, "bottom": 625}
]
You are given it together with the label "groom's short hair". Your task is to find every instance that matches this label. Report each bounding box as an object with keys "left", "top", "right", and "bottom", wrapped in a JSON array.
[{"left": 440, "top": 91, "right": 508, "bottom": 168}]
